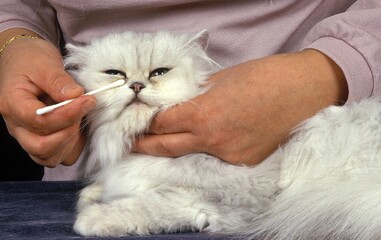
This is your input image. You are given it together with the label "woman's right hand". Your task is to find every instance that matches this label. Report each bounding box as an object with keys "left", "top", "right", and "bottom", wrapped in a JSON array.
[{"left": 0, "top": 29, "right": 96, "bottom": 167}]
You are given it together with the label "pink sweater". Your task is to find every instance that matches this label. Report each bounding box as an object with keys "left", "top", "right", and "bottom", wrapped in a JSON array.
[
  {"left": 1, "top": 0, "right": 381, "bottom": 180},
  {"left": 1, "top": 0, "right": 381, "bottom": 103}
]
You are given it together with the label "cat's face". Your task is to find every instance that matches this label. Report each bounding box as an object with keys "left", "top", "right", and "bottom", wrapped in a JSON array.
[{"left": 64, "top": 31, "right": 215, "bottom": 131}]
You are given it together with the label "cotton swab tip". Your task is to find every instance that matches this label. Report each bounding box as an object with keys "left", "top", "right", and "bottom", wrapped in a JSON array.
[{"left": 36, "top": 106, "right": 56, "bottom": 116}]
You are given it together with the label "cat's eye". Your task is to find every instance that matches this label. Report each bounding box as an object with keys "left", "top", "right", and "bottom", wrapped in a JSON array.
[
  {"left": 149, "top": 68, "right": 170, "bottom": 78},
  {"left": 104, "top": 69, "right": 127, "bottom": 78}
]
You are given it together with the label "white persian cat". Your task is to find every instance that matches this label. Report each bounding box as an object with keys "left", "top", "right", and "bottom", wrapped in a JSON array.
[{"left": 64, "top": 30, "right": 381, "bottom": 239}]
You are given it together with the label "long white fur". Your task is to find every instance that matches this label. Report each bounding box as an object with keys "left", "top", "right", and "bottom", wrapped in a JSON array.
[
  {"left": 246, "top": 98, "right": 381, "bottom": 240},
  {"left": 65, "top": 30, "right": 381, "bottom": 239}
]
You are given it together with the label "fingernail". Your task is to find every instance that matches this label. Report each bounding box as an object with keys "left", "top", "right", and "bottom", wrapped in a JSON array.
[
  {"left": 61, "top": 83, "right": 81, "bottom": 95},
  {"left": 82, "top": 99, "right": 97, "bottom": 114}
]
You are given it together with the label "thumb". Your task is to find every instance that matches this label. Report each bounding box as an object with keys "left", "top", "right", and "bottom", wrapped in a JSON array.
[
  {"left": 39, "top": 69, "right": 84, "bottom": 102},
  {"left": 133, "top": 133, "right": 197, "bottom": 157}
]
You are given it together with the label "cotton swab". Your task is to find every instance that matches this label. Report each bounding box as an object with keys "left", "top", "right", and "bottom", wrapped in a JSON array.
[{"left": 36, "top": 79, "right": 126, "bottom": 115}]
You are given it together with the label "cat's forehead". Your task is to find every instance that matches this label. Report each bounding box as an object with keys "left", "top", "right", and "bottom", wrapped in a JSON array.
[{"left": 88, "top": 32, "right": 189, "bottom": 68}]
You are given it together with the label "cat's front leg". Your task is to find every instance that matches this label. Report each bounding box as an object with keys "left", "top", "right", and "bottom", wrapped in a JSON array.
[
  {"left": 74, "top": 198, "right": 149, "bottom": 237},
  {"left": 76, "top": 182, "right": 103, "bottom": 211},
  {"left": 74, "top": 186, "right": 257, "bottom": 237},
  {"left": 74, "top": 187, "right": 202, "bottom": 237}
]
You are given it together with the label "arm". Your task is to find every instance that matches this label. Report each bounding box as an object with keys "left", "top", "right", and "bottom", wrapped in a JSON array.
[
  {"left": 0, "top": 2, "right": 96, "bottom": 167},
  {"left": 302, "top": 0, "right": 381, "bottom": 103},
  {"left": 133, "top": 49, "right": 347, "bottom": 165},
  {"left": 134, "top": 0, "right": 381, "bottom": 166}
]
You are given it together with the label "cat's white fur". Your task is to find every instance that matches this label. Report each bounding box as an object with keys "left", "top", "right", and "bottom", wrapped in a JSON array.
[{"left": 65, "top": 31, "right": 381, "bottom": 239}]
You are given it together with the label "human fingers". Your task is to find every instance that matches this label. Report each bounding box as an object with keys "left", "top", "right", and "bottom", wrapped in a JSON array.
[
  {"left": 0, "top": 30, "right": 91, "bottom": 166},
  {"left": 6, "top": 118, "right": 85, "bottom": 167},
  {"left": 3, "top": 90, "right": 95, "bottom": 166},
  {"left": 3, "top": 75, "right": 96, "bottom": 135},
  {"left": 0, "top": 80, "right": 94, "bottom": 166},
  {"left": 136, "top": 50, "right": 348, "bottom": 168},
  {"left": 24, "top": 95, "right": 95, "bottom": 136},
  {"left": 0, "top": 38, "right": 96, "bottom": 135},
  {"left": 133, "top": 132, "right": 200, "bottom": 157},
  {"left": 148, "top": 99, "right": 205, "bottom": 135}
]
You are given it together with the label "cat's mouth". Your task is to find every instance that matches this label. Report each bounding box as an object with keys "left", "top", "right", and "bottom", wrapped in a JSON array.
[{"left": 126, "top": 97, "right": 147, "bottom": 108}]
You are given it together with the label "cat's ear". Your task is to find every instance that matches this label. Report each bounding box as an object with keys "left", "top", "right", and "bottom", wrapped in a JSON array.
[
  {"left": 65, "top": 43, "right": 83, "bottom": 55},
  {"left": 64, "top": 43, "right": 87, "bottom": 70},
  {"left": 188, "top": 29, "right": 209, "bottom": 50}
]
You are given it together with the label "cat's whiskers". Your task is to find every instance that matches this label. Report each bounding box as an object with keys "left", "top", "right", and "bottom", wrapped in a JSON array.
[{"left": 52, "top": 119, "right": 90, "bottom": 168}]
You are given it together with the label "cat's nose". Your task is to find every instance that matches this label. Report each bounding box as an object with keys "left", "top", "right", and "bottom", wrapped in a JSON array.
[{"left": 129, "top": 82, "right": 145, "bottom": 94}]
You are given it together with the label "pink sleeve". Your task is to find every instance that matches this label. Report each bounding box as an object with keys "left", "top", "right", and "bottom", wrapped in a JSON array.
[
  {"left": 301, "top": 0, "right": 381, "bottom": 103},
  {"left": 0, "top": 0, "right": 60, "bottom": 45}
]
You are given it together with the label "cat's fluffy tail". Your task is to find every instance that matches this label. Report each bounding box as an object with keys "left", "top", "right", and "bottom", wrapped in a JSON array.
[{"left": 245, "top": 180, "right": 381, "bottom": 240}]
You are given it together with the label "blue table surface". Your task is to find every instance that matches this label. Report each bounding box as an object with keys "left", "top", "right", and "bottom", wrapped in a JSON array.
[{"left": 0, "top": 181, "right": 233, "bottom": 240}]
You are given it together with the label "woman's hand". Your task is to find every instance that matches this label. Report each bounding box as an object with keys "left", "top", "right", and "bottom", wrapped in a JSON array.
[
  {"left": 133, "top": 49, "right": 348, "bottom": 165},
  {"left": 0, "top": 29, "right": 96, "bottom": 167}
]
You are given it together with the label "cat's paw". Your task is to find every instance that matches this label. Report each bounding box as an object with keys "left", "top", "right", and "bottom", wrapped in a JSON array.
[
  {"left": 74, "top": 204, "right": 122, "bottom": 237},
  {"left": 77, "top": 184, "right": 103, "bottom": 211},
  {"left": 74, "top": 203, "right": 148, "bottom": 237}
]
